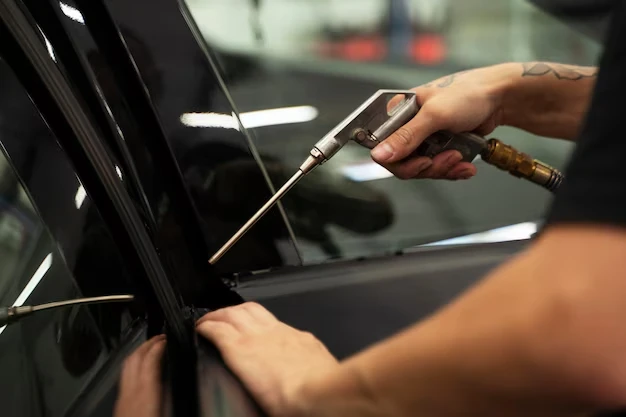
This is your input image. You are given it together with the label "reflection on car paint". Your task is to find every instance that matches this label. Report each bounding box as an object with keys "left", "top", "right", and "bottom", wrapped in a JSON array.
[
  {"left": 421, "top": 221, "right": 538, "bottom": 247},
  {"left": 0, "top": 56, "right": 139, "bottom": 416}
]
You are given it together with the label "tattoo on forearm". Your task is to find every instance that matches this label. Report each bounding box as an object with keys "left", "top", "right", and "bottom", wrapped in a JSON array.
[
  {"left": 436, "top": 73, "right": 457, "bottom": 88},
  {"left": 522, "top": 62, "right": 598, "bottom": 81}
]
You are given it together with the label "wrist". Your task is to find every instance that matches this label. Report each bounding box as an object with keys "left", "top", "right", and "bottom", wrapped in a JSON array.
[
  {"left": 483, "top": 62, "right": 525, "bottom": 127},
  {"left": 289, "top": 362, "right": 384, "bottom": 417}
]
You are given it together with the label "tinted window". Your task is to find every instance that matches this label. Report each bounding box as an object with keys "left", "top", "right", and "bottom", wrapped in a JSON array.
[
  {"left": 0, "top": 58, "right": 139, "bottom": 417},
  {"left": 184, "top": 0, "right": 602, "bottom": 264},
  {"left": 93, "top": 0, "right": 303, "bottom": 276}
]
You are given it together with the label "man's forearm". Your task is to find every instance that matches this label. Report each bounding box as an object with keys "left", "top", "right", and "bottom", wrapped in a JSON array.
[
  {"left": 294, "top": 227, "right": 626, "bottom": 417},
  {"left": 296, "top": 250, "right": 560, "bottom": 417},
  {"left": 500, "top": 62, "right": 597, "bottom": 140}
]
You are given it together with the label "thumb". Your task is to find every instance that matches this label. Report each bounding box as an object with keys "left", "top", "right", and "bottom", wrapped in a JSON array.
[{"left": 371, "top": 106, "right": 444, "bottom": 164}]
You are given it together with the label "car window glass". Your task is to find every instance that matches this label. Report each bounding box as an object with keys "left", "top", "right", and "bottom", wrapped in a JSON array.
[
  {"left": 183, "top": 0, "right": 602, "bottom": 264},
  {"left": 0, "top": 58, "right": 139, "bottom": 417},
  {"left": 95, "top": 0, "right": 303, "bottom": 276}
]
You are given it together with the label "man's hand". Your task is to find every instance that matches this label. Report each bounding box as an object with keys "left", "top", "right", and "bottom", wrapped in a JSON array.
[
  {"left": 371, "top": 64, "right": 517, "bottom": 180},
  {"left": 196, "top": 302, "right": 339, "bottom": 417},
  {"left": 114, "top": 335, "right": 166, "bottom": 417},
  {"left": 372, "top": 62, "right": 597, "bottom": 181}
]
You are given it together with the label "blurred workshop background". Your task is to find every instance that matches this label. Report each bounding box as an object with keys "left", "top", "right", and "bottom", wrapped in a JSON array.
[
  {"left": 180, "top": 0, "right": 601, "bottom": 264},
  {"left": 178, "top": 0, "right": 601, "bottom": 262},
  {"left": 0, "top": 0, "right": 603, "bottom": 279}
]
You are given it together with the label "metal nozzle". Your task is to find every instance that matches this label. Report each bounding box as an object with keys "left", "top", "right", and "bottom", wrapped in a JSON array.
[
  {"left": 208, "top": 149, "right": 325, "bottom": 265},
  {"left": 0, "top": 295, "right": 135, "bottom": 327},
  {"left": 481, "top": 138, "right": 563, "bottom": 192}
]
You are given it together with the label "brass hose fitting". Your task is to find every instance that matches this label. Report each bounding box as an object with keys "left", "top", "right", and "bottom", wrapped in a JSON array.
[{"left": 480, "top": 138, "right": 564, "bottom": 192}]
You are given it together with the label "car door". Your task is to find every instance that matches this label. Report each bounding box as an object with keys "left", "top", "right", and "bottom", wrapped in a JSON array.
[
  {"left": 0, "top": 29, "right": 148, "bottom": 417},
  {"left": 0, "top": 1, "right": 250, "bottom": 416}
]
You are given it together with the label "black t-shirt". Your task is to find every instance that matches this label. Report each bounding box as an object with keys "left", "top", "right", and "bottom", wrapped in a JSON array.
[
  {"left": 546, "top": 1, "right": 626, "bottom": 229},
  {"left": 544, "top": 3, "right": 626, "bottom": 416}
]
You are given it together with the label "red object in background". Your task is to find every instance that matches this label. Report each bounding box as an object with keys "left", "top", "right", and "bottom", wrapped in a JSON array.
[
  {"left": 341, "top": 36, "right": 386, "bottom": 61},
  {"left": 314, "top": 36, "right": 387, "bottom": 62},
  {"left": 409, "top": 34, "right": 446, "bottom": 65}
]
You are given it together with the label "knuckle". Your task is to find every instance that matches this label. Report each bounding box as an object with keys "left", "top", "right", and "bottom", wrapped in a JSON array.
[
  {"left": 242, "top": 301, "right": 262, "bottom": 311},
  {"left": 422, "top": 101, "right": 451, "bottom": 122},
  {"left": 415, "top": 167, "right": 434, "bottom": 179},
  {"left": 217, "top": 306, "right": 239, "bottom": 322},
  {"left": 241, "top": 301, "right": 266, "bottom": 316},
  {"left": 299, "top": 330, "right": 317, "bottom": 342},
  {"left": 386, "top": 163, "right": 411, "bottom": 180},
  {"left": 396, "top": 170, "right": 413, "bottom": 180},
  {"left": 422, "top": 108, "right": 444, "bottom": 126}
]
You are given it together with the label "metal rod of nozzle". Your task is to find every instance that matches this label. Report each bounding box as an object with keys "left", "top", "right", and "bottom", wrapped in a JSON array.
[
  {"left": 0, "top": 295, "right": 135, "bottom": 327},
  {"left": 209, "top": 151, "right": 324, "bottom": 265},
  {"left": 32, "top": 294, "right": 135, "bottom": 312}
]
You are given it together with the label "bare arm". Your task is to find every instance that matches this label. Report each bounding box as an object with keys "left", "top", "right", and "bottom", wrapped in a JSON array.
[
  {"left": 501, "top": 62, "right": 598, "bottom": 140},
  {"left": 293, "top": 226, "right": 626, "bottom": 417},
  {"left": 195, "top": 226, "right": 626, "bottom": 417}
]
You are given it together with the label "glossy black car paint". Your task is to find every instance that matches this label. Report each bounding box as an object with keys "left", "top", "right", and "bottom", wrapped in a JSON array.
[{"left": 0, "top": 50, "right": 145, "bottom": 417}]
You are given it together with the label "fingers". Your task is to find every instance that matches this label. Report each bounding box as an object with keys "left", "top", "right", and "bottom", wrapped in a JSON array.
[
  {"left": 197, "top": 302, "right": 274, "bottom": 326},
  {"left": 382, "top": 157, "right": 433, "bottom": 180},
  {"left": 142, "top": 336, "right": 166, "bottom": 385},
  {"left": 120, "top": 335, "right": 165, "bottom": 389},
  {"left": 196, "top": 306, "right": 252, "bottom": 332},
  {"left": 445, "top": 162, "right": 477, "bottom": 180},
  {"left": 413, "top": 151, "right": 464, "bottom": 179},
  {"left": 196, "top": 321, "right": 237, "bottom": 349},
  {"left": 381, "top": 149, "right": 477, "bottom": 180},
  {"left": 371, "top": 105, "right": 444, "bottom": 164},
  {"left": 386, "top": 92, "right": 412, "bottom": 113},
  {"left": 115, "top": 335, "right": 166, "bottom": 417},
  {"left": 118, "top": 334, "right": 166, "bottom": 400},
  {"left": 196, "top": 302, "right": 277, "bottom": 340}
]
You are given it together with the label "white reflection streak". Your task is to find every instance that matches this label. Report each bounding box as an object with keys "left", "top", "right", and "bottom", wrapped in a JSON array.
[
  {"left": 44, "top": 36, "right": 56, "bottom": 62},
  {"left": 180, "top": 106, "right": 319, "bottom": 129},
  {"left": 181, "top": 112, "right": 237, "bottom": 129},
  {"left": 422, "top": 222, "right": 538, "bottom": 247},
  {"left": 0, "top": 253, "right": 53, "bottom": 335},
  {"left": 115, "top": 166, "right": 123, "bottom": 180},
  {"left": 59, "top": 2, "right": 85, "bottom": 24},
  {"left": 75, "top": 184, "right": 87, "bottom": 209},
  {"left": 341, "top": 161, "right": 393, "bottom": 182},
  {"left": 241, "top": 106, "right": 319, "bottom": 129}
]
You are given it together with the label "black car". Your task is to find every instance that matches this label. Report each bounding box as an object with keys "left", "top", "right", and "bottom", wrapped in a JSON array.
[{"left": 0, "top": 1, "right": 606, "bottom": 416}]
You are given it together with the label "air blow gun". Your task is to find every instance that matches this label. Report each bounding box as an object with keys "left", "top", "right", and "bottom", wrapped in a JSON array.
[{"left": 209, "top": 90, "right": 563, "bottom": 264}]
